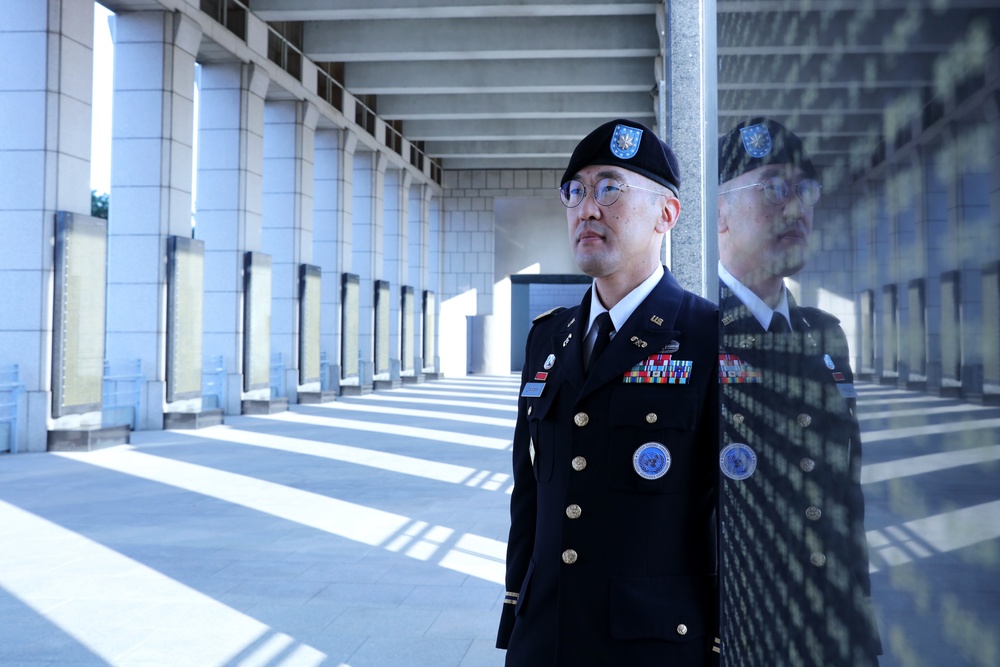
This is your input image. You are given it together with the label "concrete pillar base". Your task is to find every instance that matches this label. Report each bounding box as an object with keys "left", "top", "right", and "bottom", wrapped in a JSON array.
[
  {"left": 47, "top": 425, "right": 131, "bottom": 452},
  {"left": 298, "top": 391, "right": 339, "bottom": 404},
  {"left": 241, "top": 398, "right": 289, "bottom": 415},
  {"left": 164, "top": 409, "right": 224, "bottom": 430},
  {"left": 401, "top": 374, "right": 424, "bottom": 384},
  {"left": 373, "top": 379, "right": 402, "bottom": 391},
  {"left": 339, "top": 384, "right": 373, "bottom": 396}
]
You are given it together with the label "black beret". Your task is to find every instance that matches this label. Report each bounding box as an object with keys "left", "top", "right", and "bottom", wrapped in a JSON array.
[
  {"left": 561, "top": 119, "right": 681, "bottom": 195},
  {"left": 718, "top": 117, "right": 818, "bottom": 184}
]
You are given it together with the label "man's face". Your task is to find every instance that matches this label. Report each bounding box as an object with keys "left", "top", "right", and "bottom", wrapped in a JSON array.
[
  {"left": 565, "top": 165, "right": 677, "bottom": 280},
  {"left": 718, "top": 163, "right": 816, "bottom": 282}
]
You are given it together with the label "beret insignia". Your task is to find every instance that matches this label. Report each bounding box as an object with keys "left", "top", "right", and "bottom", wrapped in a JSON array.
[
  {"left": 740, "top": 123, "right": 772, "bottom": 158},
  {"left": 610, "top": 124, "right": 643, "bottom": 160}
]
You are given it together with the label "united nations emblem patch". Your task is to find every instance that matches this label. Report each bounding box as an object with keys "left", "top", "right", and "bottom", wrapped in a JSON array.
[
  {"left": 611, "top": 124, "right": 643, "bottom": 160},
  {"left": 740, "top": 123, "right": 772, "bottom": 158},
  {"left": 720, "top": 443, "right": 757, "bottom": 480},
  {"left": 633, "top": 442, "right": 671, "bottom": 480}
]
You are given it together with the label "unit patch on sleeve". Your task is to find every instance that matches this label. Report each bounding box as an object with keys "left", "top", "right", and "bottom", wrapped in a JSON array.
[{"left": 623, "top": 354, "right": 692, "bottom": 384}]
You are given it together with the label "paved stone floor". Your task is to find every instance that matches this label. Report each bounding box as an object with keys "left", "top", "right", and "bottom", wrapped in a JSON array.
[{"left": 1, "top": 376, "right": 998, "bottom": 666}]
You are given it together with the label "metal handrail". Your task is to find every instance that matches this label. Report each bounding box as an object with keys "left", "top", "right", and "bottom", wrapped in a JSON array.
[
  {"left": 103, "top": 360, "right": 143, "bottom": 430},
  {"left": 270, "top": 353, "right": 284, "bottom": 399},
  {"left": 0, "top": 365, "right": 23, "bottom": 453},
  {"left": 202, "top": 355, "right": 226, "bottom": 410}
]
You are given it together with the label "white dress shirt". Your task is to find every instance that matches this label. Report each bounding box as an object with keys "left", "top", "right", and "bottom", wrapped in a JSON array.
[
  {"left": 583, "top": 264, "right": 664, "bottom": 360},
  {"left": 718, "top": 261, "right": 791, "bottom": 331}
]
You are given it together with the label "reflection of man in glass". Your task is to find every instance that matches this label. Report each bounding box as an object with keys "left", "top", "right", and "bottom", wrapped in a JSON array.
[{"left": 716, "top": 118, "right": 882, "bottom": 666}]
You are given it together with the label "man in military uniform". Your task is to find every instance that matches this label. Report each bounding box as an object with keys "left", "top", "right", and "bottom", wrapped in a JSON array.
[
  {"left": 496, "top": 119, "right": 720, "bottom": 665},
  {"left": 716, "top": 117, "right": 882, "bottom": 666}
]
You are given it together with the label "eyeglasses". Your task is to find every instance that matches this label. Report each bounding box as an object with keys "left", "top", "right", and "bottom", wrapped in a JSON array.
[
  {"left": 718, "top": 176, "right": 822, "bottom": 207},
  {"left": 559, "top": 177, "right": 670, "bottom": 208}
]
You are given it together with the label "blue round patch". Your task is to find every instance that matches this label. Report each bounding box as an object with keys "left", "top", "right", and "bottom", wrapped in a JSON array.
[
  {"left": 740, "top": 123, "right": 772, "bottom": 158},
  {"left": 720, "top": 443, "right": 757, "bottom": 480},
  {"left": 823, "top": 353, "right": 835, "bottom": 370},
  {"left": 610, "top": 124, "right": 643, "bottom": 160},
  {"left": 633, "top": 442, "right": 671, "bottom": 480}
]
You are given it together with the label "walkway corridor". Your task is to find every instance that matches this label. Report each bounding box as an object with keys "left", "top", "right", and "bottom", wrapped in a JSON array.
[{"left": 1, "top": 377, "right": 998, "bottom": 666}]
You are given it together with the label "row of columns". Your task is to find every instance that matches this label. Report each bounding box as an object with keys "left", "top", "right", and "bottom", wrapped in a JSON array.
[
  {"left": 3, "top": 1, "right": 441, "bottom": 451},
  {"left": 802, "top": 112, "right": 1000, "bottom": 402}
]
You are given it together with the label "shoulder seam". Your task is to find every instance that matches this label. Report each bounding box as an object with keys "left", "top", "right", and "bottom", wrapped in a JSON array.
[{"left": 533, "top": 306, "right": 566, "bottom": 323}]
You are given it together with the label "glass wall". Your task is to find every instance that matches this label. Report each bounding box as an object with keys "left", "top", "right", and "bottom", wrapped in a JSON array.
[{"left": 715, "top": 4, "right": 999, "bottom": 666}]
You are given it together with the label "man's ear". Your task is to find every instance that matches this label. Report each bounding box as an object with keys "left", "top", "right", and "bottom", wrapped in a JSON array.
[
  {"left": 717, "top": 194, "right": 730, "bottom": 234},
  {"left": 656, "top": 195, "right": 681, "bottom": 233}
]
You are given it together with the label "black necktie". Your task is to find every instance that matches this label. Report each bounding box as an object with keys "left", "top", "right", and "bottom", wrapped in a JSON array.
[
  {"left": 768, "top": 313, "right": 791, "bottom": 333},
  {"left": 587, "top": 312, "right": 615, "bottom": 374}
]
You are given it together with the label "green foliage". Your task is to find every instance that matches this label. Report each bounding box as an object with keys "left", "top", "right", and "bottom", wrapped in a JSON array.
[{"left": 91, "top": 190, "right": 109, "bottom": 219}]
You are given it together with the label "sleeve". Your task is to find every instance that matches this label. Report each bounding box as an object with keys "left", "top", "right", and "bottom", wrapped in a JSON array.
[
  {"left": 496, "top": 326, "right": 539, "bottom": 649},
  {"left": 837, "top": 324, "right": 884, "bottom": 657}
]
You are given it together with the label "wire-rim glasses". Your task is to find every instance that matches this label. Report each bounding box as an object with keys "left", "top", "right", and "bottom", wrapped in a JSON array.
[
  {"left": 718, "top": 176, "right": 822, "bottom": 207},
  {"left": 559, "top": 178, "right": 670, "bottom": 208}
]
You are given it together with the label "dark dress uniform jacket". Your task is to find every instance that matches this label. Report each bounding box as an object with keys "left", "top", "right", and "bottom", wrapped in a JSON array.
[
  {"left": 497, "top": 269, "right": 719, "bottom": 666},
  {"left": 717, "top": 282, "right": 882, "bottom": 667}
]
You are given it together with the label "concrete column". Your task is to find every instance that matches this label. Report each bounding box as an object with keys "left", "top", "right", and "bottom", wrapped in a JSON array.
[
  {"left": 196, "top": 62, "right": 269, "bottom": 415},
  {"left": 953, "top": 121, "right": 992, "bottom": 398},
  {"left": 0, "top": 0, "right": 94, "bottom": 451},
  {"left": 851, "top": 181, "right": 878, "bottom": 376},
  {"left": 987, "top": 101, "right": 1000, "bottom": 396},
  {"left": 920, "top": 141, "right": 948, "bottom": 392},
  {"left": 352, "top": 150, "right": 387, "bottom": 387},
  {"left": 313, "top": 128, "right": 357, "bottom": 390},
  {"left": 426, "top": 193, "right": 443, "bottom": 374},
  {"left": 887, "top": 161, "right": 911, "bottom": 386},
  {"left": 869, "top": 179, "right": 894, "bottom": 380},
  {"left": 408, "top": 184, "right": 430, "bottom": 372},
  {"left": 262, "top": 100, "right": 318, "bottom": 402},
  {"left": 662, "top": 0, "right": 717, "bottom": 297},
  {"left": 383, "top": 168, "right": 411, "bottom": 382},
  {"left": 106, "top": 10, "right": 202, "bottom": 429}
]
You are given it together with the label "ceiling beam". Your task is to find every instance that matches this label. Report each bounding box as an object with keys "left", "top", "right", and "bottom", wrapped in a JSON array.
[
  {"left": 401, "top": 117, "right": 654, "bottom": 141},
  {"left": 303, "top": 16, "right": 660, "bottom": 62},
  {"left": 344, "top": 58, "right": 656, "bottom": 95},
  {"left": 422, "top": 139, "right": 581, "bottom": 157},
  {"left": 251, "top": 0, "right": 656, "bottom": 21},
  {"left": 375, "top": 92, "right": 656, "bottom": 120}
]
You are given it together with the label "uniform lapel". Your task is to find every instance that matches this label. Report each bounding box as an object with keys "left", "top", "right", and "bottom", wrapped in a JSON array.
[
  {"left": 580, "top": 271, "right": 685, "bottom": 398},
  {"left": 719, "top": 282, "right": 765, "bottom": 361},
  {"left": 545, "top": 290, "right": 589, "bottom": 392}
]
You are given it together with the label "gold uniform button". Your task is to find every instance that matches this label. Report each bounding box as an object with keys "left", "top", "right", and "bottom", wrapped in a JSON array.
[
  {"left": 571, "top": 456, "right": 588, "bottom": 471},
  {"left": 566, "top": 504, "right": 582, "bottom": 520},
  {"left": 800, "top": 458, "right": 815, "bottom": 472},
  {"left": 527, "top": 406, "right": 533, "bottom": 416},
  {"left": 562, "top": 549, "right": 578, "bottom": 564},
  {"left": 574, "top": 412, "right": 589, "bottom": 427},
  {"left": 676, "top": 624, "right": 688, "bottom": 636},
  {"left": 797, "top": 413, "right": 812, "bottom": 427},
  {"left": 646, "top": 412, "right": 658, "bottom": 424},
  {"left": 732, "top": 413, "right": 745, "bottom": 424},
  {"left": 810, "top": 553, "right": 827, "bottom": 567},
  {"left": 805, "top": 506, "right": 822, "bottom": 521}
]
